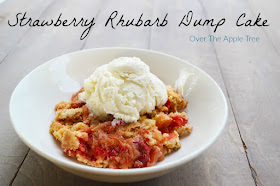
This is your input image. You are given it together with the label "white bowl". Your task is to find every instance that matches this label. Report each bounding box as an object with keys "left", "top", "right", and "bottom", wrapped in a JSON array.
[{"left": 10, "top": 48, "right": 228, "bottom": 182}]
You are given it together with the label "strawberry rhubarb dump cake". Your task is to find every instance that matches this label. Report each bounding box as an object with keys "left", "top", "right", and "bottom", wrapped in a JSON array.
[{"left": 50, "top": 57, "right": 192, "bottom": 169}]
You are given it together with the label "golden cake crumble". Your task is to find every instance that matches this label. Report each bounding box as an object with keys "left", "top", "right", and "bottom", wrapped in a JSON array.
[{"left": 50, "top": 86, "right": 192, "bottom": 169}]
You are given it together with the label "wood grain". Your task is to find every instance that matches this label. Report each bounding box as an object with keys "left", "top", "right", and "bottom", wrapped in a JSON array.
[
  {"left": 0, "top": 0, "right": 53, "bottom": 63},
  {"left": 0, "top": 1, "right": 54, "bottom": 184},
  {"left": 247, "top": 0, "right": 280, "bottom": 54},
  {"left": 11, "top": 0, "right": 254, "bottom": 185},
  {"left": 149, "top": 1, "right": 255, "bottom": 185},
  {"left": 199, "top": 0, "right": 280, "bottom": 185},
  {"left": 83, "top": 0, "right": 154, "bottom": 49},
  {"left": 0, "top": 0, "right": 103, "bottom": 185},
  {"left": 1, "top": 0, "right": 279, "bottom": 185}
]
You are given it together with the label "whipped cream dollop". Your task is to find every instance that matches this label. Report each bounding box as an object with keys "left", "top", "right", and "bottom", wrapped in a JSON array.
[{"left": 78, "top": 57, "right": 168, "bottom": 122}]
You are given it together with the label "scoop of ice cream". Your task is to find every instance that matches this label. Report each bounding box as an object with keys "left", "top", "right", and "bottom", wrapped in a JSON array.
[{"left": 78, "top": 57, "right": 168, "bottom": 122}]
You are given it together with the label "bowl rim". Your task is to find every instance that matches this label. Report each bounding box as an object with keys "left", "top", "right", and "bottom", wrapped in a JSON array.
[{"left": 9, "top": 47, "right": 228, "bottom": 176}]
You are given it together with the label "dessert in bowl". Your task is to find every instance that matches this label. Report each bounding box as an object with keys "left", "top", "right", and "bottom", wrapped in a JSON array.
[
  {"left": 50, "top": 57, "right": 192, "bottom": 169},
  {"left": 10, "top": 48, "right": 227, "bottom": 182}
]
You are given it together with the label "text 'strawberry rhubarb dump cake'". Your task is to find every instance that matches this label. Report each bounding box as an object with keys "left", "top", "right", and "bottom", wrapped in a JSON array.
[{"left": 50, "top": 57, "right": 193, "bottom": 169}]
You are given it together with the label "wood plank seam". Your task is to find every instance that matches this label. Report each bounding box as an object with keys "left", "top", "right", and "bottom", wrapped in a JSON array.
[
  {"left": 2, "top": 2, "right": 58, "bottom": 184},
  {"left": 0, "top": 51, "right": 8, "bottom": 65},
  {"left": 5, "top": 0, "right": 259, "bottom": 184},
  {"left": 261, "top": 28, "right": 280, "bottom": 57},
  {"left": 147, "top": 0, "right": 157, "bottom": 50},
  {"left": 80, "top": 6, "right": 103, "bottom": 50},
  {"left": 8, "top": 1, "right": 105, "bottom": 184},
  {"left": 0, "top": 0, "right": 56, "bottom": 65},
  {"left": 197, "top": 0, "right": 258, "bottom": 185},
  {"left": 9, "top": 149, "right": 30, "bottom": 186},
  {"left": 4, "top": 0, "right": 58, "bottom": 184},
  {"left": 1, "top": 0, "right": 68, "bottom": 184},
  {"left": 147, "top": 1, "right": 156, "bottom": 49},
  {"left": 213, "top": 49, "right": 259, "bottom": 186},
  {"left": 211, "top": 44, "right": 259, "bottom": 186},
  {"left": 246, "top": 0, "right": 280, "bottom": 57}
]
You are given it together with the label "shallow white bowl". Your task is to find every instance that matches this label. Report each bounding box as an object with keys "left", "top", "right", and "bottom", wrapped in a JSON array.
[{"left": 10, "top": 48, "right": 228, "bottom": 182}]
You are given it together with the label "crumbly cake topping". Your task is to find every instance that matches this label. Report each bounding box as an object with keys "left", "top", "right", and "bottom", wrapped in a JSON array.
[{"left": 50, "top": 86, "right": 192, "bottom": 169}]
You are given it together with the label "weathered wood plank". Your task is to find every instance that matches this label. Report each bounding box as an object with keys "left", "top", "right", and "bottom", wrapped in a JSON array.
[
  {"left": 0, "top": 0, "right": 103, "bottom": 185},
  {"left": 0, "top": 0, "right": 53, "bottom": 63},
  {"left": 148, "top": 1, "right": 255, "bottom": 185},
  {"left": 11, "top": 0, "right": 154, "bottom": 185},
  {"left": 247, "top": 0, "right": 280, "bottom": 54},
  {"left": 199, "top": 0, "right": 280, "bottom": 185},
  {"left": 83, "top": 0, "right": 154, "bottom": 49},
  {"left": 11, "top": 148, "right": 254, "bottom": 186},
  {"left": 11, "top": 0, "right": 255, "bottom": 185},
  {"left": 0, "top": 1, "right": 55, "bottom": 184}
]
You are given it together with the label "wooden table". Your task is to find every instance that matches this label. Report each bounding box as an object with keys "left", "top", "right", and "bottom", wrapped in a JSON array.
[{"left": 1, "top": 0, "right": 279, "bottom": 185}]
